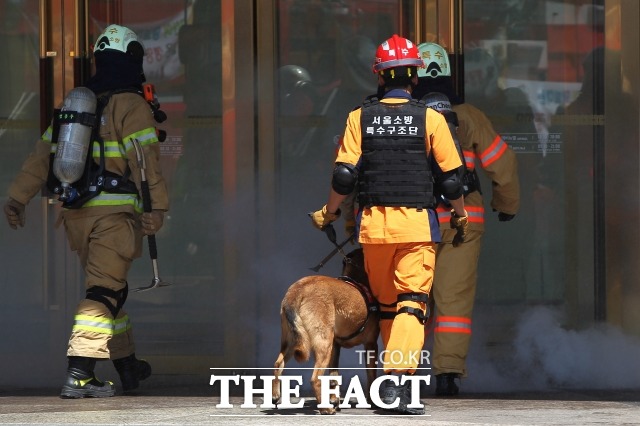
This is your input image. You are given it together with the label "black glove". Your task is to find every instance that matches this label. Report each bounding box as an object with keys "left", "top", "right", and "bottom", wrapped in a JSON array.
[{"left": 498, "top": 212, "right": 516, "bottom": 222}]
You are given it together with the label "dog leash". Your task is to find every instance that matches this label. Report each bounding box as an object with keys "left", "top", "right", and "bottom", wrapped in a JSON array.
[{"left": 309, "top": 226, "right": 355, "bottom": 272}]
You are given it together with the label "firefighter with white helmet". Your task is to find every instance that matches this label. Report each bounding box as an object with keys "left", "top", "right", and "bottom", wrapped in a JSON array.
[
  {"left": 414, "top": 42, "right": 520, "bottom": 396},
  {"left": 311, "top": 34, "right": 468, "bottom": 414},
  {"left": 3, "top": 24, "right": 169, "bottom": 398}
]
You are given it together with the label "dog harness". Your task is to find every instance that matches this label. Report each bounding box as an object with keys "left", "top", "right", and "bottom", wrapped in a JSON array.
[{"left": 335, "top": 276, "right": 379, "bottom": 341}]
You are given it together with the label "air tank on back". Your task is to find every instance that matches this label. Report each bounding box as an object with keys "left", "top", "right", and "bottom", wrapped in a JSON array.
[{"left": 52, "top": 87, "right": 97, "bottom": 201}]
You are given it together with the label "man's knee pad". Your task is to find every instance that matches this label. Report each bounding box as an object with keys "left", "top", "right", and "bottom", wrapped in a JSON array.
[
  {"left": 85, "top": 283, "right": 129, "bottom": 318},
  {"left": 380, "top": 292, "right": 430, "bottom": 324}
]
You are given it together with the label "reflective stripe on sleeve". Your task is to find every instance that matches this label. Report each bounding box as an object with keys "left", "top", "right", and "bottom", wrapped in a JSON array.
[
  {"left": 437, "top": 205, "right": 484, "bottom": 224},
  {"left": 462, "top": 150, "right": 476, "bottom": 170},
  {"left": 434, "top": 316, "right": 472, "bottom": 334},
  {"left": 479, "top": 135, "right": 508, "bottom": 167}
]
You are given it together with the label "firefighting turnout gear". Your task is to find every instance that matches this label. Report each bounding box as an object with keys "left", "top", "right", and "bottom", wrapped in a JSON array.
[
  {"left": 416, "top": 42, "right": 519, "bottom": 382},
  {"left": 63, "top": 211, "right": 141, "bottom": 359},
  {"left": 431, "top": 105, "right": 518, "bottom": 378},
  {"left": 3, "top": 197, "right": 25, "bottom": 229},
  {"left": 432, "top": 229, "right": 483, "bottom": 376},
  {"left": 6, "top": 24, "right": 169, "bottom": 394},
  {"left": 10, "top": 91, "right": 167, "bottom": 215},
  {"left": 435, "top": 103, "right": 519, "bottom": 231},
  {"left": 310, "top": 205, "right": 341, "bottom": 230}
]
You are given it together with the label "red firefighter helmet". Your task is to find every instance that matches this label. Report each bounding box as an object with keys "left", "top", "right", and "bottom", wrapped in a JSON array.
[{"left": 372, "top": 34, "right": 424, "bottom": 73}]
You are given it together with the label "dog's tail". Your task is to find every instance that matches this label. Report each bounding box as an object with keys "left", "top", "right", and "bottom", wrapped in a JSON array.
[
  {"left": 280, "top": 305, "right": 311, "bottom": 363},
  {"left": 273, "top": 304, "right": 310, "bottom": 405}
]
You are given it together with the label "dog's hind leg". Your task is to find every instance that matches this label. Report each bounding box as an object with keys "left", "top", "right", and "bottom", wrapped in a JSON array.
[
  {"left": 363, "top": 341, "right": 378, "bottom": 404},
  {"left": 310, "top": 333, "right": 337, "bottom": 415},
  {"left": 272, "top": 350, "right": 286, "bottom": 405},
  {"left": 327, "top": 344, "right": 341, "bottom": 409}
]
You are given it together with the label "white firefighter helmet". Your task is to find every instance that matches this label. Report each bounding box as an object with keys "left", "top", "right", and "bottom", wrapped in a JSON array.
[
  {"left": 93, "top": 24, "right": 143, "bottom": 55},
  {"left": 417, "top": 42, "right": 451, "bottom": 78}
]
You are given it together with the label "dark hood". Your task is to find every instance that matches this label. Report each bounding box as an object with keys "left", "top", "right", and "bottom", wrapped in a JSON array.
[{"left": 84, "top": 50, "right": 146, "bottom": 94}]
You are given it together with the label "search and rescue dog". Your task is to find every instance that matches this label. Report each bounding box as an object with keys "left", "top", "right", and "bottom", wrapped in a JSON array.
[{"left": 272, "top": 248, "right": 379, "bottom": 414}]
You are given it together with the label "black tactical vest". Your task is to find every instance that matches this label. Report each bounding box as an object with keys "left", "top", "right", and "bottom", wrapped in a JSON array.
[{"left": 358, "top": 98, "right": 435, "bottom": 210}]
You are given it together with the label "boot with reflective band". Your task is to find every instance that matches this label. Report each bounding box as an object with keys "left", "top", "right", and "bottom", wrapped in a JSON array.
[{"left": 60, "top": 368, "right": 116, "bottom": 399}]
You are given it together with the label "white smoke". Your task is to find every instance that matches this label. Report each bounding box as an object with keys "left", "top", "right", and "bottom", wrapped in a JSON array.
[{"left": 463, "top": 306, "right": 640, "bottom": 392}]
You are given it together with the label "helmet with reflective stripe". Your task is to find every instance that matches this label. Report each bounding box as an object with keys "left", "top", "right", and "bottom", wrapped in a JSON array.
[
  {"left": 93, "top": 24, "right": 143, "bottom": 56},
  {"left": 372, "top": 34, "right": 424, "bottom": 73},
  {"left": 417, "top": 42, "right": 451, "bottom": 78}
]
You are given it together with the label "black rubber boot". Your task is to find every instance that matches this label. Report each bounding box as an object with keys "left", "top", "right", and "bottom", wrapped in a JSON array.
[
  {"left": 60, "top": 357, "right": 115, "bottom": 399},
  {"left": 113, "top": 354, "right": 152, "bottom": 392},
  {"left": 435, "top": 373, "right": 460, "bottom": 396},
  {"left": 380, "top": 381, "right": 425, "bottom": 415}
]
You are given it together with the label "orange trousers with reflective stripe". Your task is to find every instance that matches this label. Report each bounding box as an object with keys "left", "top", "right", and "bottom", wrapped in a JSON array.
[
  {"left": 362, "top": 242, "right": 435, "bottom": 374},
  {"left": 432, "top": 228, "right": 483, "bottom": 376},
  {"left": 63, "top": 211, "right": 142, "bottom": 359}
]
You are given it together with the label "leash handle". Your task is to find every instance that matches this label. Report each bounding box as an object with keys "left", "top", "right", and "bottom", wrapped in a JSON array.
[{"left": 322, "top": 224, "right": 337, "bottom": 245}]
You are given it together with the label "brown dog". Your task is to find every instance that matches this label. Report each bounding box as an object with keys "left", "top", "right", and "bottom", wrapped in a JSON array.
[{"left": 272, "top": 248, "right": 379, "bottom": 414}]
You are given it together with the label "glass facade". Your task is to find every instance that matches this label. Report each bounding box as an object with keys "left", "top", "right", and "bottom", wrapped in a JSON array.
[{"left": 0, "top": 0, "right": 638, "bottom": 388}]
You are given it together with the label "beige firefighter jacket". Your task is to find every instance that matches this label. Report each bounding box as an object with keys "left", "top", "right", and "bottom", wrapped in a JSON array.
[
  {"left": 8, "top": 91, "right": 169, "bottom": 218},
  {"left": 436, "top": 102, "right": 519, "bottom": 232}
]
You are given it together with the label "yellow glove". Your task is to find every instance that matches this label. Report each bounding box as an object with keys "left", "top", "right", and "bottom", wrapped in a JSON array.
[
  {"left": 4, "top": 198, "right": 26, "bottom": 230},
  {"left": 450, "top": 209, "right": 468, "bottom": 247},
  {"left": 310, "top": 205, "right": 340, "bottom": 230},
  {"left": 141, "top": 210, "right": 164, "bottom": 236}
]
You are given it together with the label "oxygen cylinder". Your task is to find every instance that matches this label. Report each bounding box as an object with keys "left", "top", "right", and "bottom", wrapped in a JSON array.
[{"left": 52, "top": 87, "right": 97, "bottom": 201}]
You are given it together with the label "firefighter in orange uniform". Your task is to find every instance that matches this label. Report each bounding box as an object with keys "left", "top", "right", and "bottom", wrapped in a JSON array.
[
  {"left": 413, "top": 42, "right": 520, "bottom": 396},
  {"left": 3, "top": 24, "right": 169, "bottom": 398},
  {"left": 311, "top": 35, "right": 468, "bottom": 414}
]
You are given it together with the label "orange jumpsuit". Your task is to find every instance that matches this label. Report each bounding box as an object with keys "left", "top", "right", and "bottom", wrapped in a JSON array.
[
  {"left": 336, "top": 95, "right": 462, "bottom": 373},
  {"left": 432, "top": 103, "right": 519, "bottom": 376},
  {"left": 7, "top": 92, "right": 169, "bottom": 360}
]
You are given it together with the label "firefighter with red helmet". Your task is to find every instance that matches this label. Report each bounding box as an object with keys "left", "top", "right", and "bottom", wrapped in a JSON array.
[
  {"left": 310, "top": 34, "right": 468, "bottom": 414},
  {"left": 3, "top": 24, "right": 169, "bottom": 398},
  {"left": 413, "top": 42, "right": 520, "bottom": 396}
]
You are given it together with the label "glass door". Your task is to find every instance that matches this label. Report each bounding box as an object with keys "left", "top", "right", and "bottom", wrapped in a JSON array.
[{"left": 0, "top": 0, "right": 80, "bottom": 387}]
